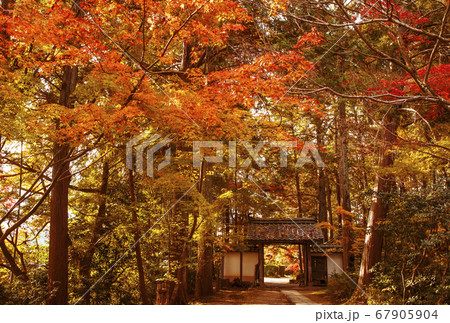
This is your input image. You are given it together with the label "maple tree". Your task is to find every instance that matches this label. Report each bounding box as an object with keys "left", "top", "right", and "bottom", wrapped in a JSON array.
[{"left": 0, "top": 0, "right": 448, "bottom": 305}]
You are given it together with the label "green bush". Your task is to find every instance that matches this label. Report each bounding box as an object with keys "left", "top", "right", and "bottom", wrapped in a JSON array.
[
  {"left": 371, "top": 186, "right": 449, "bottom": 304},
  {"left": 264, "top": 264, "right": 279, "bottom": 277},
  {"left": 0, "top": 267, "right": 47, "bottom": 305},
  {"left": 327, "top": 272, "right": 358, "bottom": 303}
]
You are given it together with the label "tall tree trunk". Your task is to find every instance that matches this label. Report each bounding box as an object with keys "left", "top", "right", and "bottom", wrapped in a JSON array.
[
  {"left": 337, "top": 101, "right": 352, "bottom": 271},
  {"left": 292, "top": 122, "right": 303, "bottom": 216},
  {"left": 318, "top": 168, "right": 328, "bottom": 241},
  {"left": 224, "top": 207, "right": 230, "bottom": 243},
  {"left": 165, "top": 42, "right": 195, "bottom": 304},
  {"left": 128, "top": 169, "right": 151, "bottom": 305},
  {"left": 326, "top": 173, "right": 334, "bottom": 240},
  {"left": 295, "top": 171, "right": 303, "bottom": 216},
  {"left": 194, "top": 230, "right": 214, "bottom": 298},
  {"left": 358, "top": 115, "right": 398, "bottom": 287},
  {"left": 195, "top": 161, "right": 214, "bottom": 298},
  {"left": 47, "top": 65, "right": 78, "bottom": 305},
  {"left": 169, "top": 241, "right": 188, "bottom": 304},
  {"left": 10, "top": 141, "right": 22, "bottom": 283},
  {"left": 168, "top": 189, "right": 190, "bottom": 304},
  {"left": 78, "top": 159, "right": 109, "bottom": 305},
  {"left": 316, "top": 122, "right": 328, "bottom": 241}
]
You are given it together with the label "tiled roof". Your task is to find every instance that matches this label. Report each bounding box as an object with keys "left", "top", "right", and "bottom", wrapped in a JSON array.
[
  {"left": 246, "top": 218, "right": 323, "bottom": 243},
  {"left": 311, "top": 244, "right": 343, "bottom": 253}
]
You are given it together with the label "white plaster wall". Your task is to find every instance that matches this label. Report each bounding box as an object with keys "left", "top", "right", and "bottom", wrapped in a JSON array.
[
  {"left": 224, "top": 252, "right": 240, "bottom": 277},
  {"left": 223, "top": 252, "right": 259, "bottom": 281},
  {"left": 242, "top": 252, "right": 258, "bottom": 277},
  {"left": 327, "top": 253, "right": 344, "bottom": 277}
]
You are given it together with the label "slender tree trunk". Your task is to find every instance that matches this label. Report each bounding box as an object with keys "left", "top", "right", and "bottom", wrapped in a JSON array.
[
  {"left": 358, "top": 115, "right": 398, "bottom": 287},
  {"left": 326, "top": 173, "right": 334, "bottom": 240},
  {"left": 224, "top": 207, "right": 230, "bottom": 243},
  {"left": 169, "top": 227, "right": 189, "bottom": 303},
  {"left": 334, "top": 114, "right": 341, "bottom": 209},
  {"left": 170, "top": 241, "right": 188, "bottom": 304},
  {"left": 78, "top": 159, "right": 109, "bottom": 305},
  {"left": 316, "top": 122, "right": 328, "bottom": 241},
  {"left": 47, "top": 66, "right": 78, "bottom": 305},
  {"left": 10, "top": 141, "right": 22, "bottom": 283},
  {"left": 128, "top": 169, "right": 151, "bottom": 305},
  {"left": 295, "top": 171, "right": 303, "bottom": 216},
  {"left": 195, "top": 161, "right": 214, "bottom": 298},
  {"left": 168, "top": 189, "right": 190, "bottom": 304},
  {"left": 0, "top": 230, "right": 27, "bottom": 280},
  {"left": 195, "top": 231, "right": 214, "bottom": 298},
  {"left": 166, "top": 42, "right": 197, "bottom": 304},
  {"left": 337, "top": 101, "right": 352, "bottom": 271},
  {"left": 292, "top": 123, "right": 303, "bottom": 216},
  {"left": 318, "top": 168, "right": 328, "bottom": 241},
  {"left": 47, "top": 143, "right": 71, "bottom": 305}
]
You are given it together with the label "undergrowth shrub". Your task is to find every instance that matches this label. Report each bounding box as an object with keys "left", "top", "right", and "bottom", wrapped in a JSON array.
[{"left": 327, "top": 272, "right": 358, "bottom": 303}]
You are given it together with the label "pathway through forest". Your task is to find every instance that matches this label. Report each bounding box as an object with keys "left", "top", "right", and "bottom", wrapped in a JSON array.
[{"left": 195, "top": 278, "right": 334, "bottom": 305}]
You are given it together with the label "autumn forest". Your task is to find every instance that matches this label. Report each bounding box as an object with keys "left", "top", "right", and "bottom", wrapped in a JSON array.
[{"left": 0, "top": 0, "right": 449, "bottom": 305}]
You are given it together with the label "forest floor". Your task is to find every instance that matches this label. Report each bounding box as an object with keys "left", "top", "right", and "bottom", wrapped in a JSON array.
[{"left": 194, "top": 277, "right": 335, "bottom": 305}]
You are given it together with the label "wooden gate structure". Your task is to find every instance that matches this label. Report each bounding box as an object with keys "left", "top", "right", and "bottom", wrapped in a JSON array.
[
  {"left": 245, "top": 218, "right": 324, "bottom": 286},
  {"left": 311, "top": 256, "right": 328, "bottom": 285}
]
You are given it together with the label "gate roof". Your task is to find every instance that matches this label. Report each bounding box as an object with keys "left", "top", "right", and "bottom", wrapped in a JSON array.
[{"left": 246, "top": 218, "right": 323, "bottom": 244}]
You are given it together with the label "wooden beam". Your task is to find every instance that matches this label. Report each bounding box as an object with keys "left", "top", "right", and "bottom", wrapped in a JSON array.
[
  {"left": 306, "top": 243, "right": 312, "bottom": 286},
  {"left": 258, "top": 243, "right": 264, "bottom": 285},
  {"left": 303, "top": 244, "right": 308, "bottom": 287}
]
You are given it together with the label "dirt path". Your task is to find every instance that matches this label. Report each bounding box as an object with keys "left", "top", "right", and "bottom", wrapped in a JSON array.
[
  {"left": 194, "top": 279, "right": 335, "bottom": 305},
  {"left": 193, "top": 288, "right": 292, "bottom": 305}
]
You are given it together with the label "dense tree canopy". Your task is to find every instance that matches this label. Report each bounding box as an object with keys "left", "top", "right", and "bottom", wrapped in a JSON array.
[{"left": 0, "top": 0, "right": 448, "bottom": 305}]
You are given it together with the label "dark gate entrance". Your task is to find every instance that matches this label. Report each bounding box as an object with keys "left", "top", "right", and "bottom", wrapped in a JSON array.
[{"left": 311, "top": 256, "right": 327, "bottom": 286}]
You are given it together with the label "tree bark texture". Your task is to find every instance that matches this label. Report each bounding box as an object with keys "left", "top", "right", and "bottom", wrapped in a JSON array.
[
  {"left": 47, "top": 65, "right": 78, "bottom": 305},
  {"left": 358, "top": 115, "right": 398, "bottom": 287},
  {"left": 338, "top": 101, "right": 352, "bottom": 271},
  {"left": 195, "top": 161, "right": 214, "bottom": 298},
  {"left": 128, "top": 169, "right": 151, "bottom": 305},
  {"left": 77, "top": 159, "right": 109, "bottom": 305}
]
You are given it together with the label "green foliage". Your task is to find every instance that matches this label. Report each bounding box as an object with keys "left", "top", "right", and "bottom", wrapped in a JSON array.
[
  {"left": 327, "top": 272, "right": 359, "bottom": 303},
  {"left": 264, "top": 265, "right": 280, "bottom": 278},
  {"left": 368, "top": 186, "right": 449, "bottom": 305},
  {"left": 0, "top": 267, "right": 47, "bottom": 305}
]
